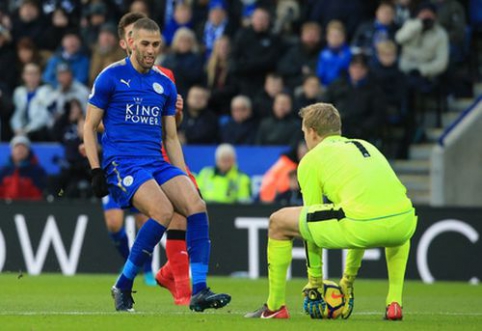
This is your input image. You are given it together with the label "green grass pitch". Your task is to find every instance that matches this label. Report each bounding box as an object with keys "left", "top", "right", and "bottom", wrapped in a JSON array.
[{"left": 0, "top": 274, "right": 481, "bottom": 330}]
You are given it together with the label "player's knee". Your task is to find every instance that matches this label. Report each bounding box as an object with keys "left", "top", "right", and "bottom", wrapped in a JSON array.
[
  {"left": 148, "top": 206, "right": 174, "bottom": 225},
  {"left": 186, "top": 197, "right": 206, "bottom": 215},
  {"left": 105, "top": 216, "right": 123, "bottom": 232},
  {"left": 268, "top": 211, "right": 282, "bottom": 236}
]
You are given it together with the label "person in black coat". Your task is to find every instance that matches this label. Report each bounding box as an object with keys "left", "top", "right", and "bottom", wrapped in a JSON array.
[
  {"left": 179, "top": 85, "right": 219, "bottom": 144},
  {"left": 161, "top": 27, "right": 206, "bottom": 99},
  {"left": 0, "top": 26, "right": 19, "bottom": 93},
  {"left": 293, "top": 74, "right": 323, "bottom": 112},
  {"left": 277, "top": 21, "right": 323, "bottom": 90},
  {"left": 229, "top": 7, "right": 282, "bottom": 98},
  {"left": 220, "top": 95, "right": 258, "bottom": 145},
  {"left": 322, "top": 54, "right": 386, "bottom": 143},
  {"left": 255, "top": 92, "right": 301, "bottom": 146}
]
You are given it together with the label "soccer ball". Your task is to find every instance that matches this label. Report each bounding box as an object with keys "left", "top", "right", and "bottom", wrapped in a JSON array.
[{"left": 322, "top": 280, "right": 345, "bottom": 319}]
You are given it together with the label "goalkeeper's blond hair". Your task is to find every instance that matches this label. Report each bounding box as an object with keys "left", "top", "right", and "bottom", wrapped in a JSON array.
[{"left": 298, "top": 103, "right": 341, "bottom": 137}]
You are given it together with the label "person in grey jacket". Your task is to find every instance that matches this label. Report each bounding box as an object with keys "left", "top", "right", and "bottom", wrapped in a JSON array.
[
  {"left": 10, "top": 62, "right": 53, "bottom": 141},
  {"left": 395, "top": 2, "right": 449, "bottom": 79}
]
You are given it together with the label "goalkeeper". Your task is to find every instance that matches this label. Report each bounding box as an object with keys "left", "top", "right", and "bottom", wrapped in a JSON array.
[{"left": 245, "top": 103, "right": 417, "bottom": 320}]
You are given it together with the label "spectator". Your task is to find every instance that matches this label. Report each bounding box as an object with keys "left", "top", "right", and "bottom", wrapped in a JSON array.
[
  {"left": 277, "top": 21, "right": 323, "bottom": 90},
  {"left": 293, "top": 74, "right": 323, "bottom": 111},
  {"left": 161, "top": 27, "right": 205, "bottom": 98},
  {"left": 255, "top": 92, "right": 301, "bottom": 146},
  {"left": 230, "top": 7, "right": 281, "bottom": 98},
  {"left": 39, "top": 0, "right": 80, "bottom": 18},
  {"left": 0, "top": 6, "right": 12, "bottom": 29},
  {"left": 395, "top": 2, "right": 449, "bottom": 82},
  {"left": 273, "top": 0, "right": 301, "bottom": 37},
  {"left": 301, "top": 0, "right": 366, "bottom": 40},
  {"left": 351, "top": 2, "right": 398, "bottom": 58},
  {"left": 0, "top": 24, "right": 19, "bottom": 92},
  {"left": 39, "top": 7, "right": 73, "bottom": 52},
  {"left": 0, "top": 82, "right": 14, "bottom": 141},
  {"left": 206, "top": 35, "right": 238, "bottom": 115},
  {"left": 179, "top": 85, "right": 218, "bottom": 144},
  {"left": 162, "top": 3, "right": 193, "bottom": 46},
  {"left": 46, "top": 61, "right": 89, "bottom": 124},
  {"left": 370, "top": 40, "right": 409, "bottom": 158},
  {"left": 51, "top": 98, "right": 90, "bottom": 198},
  {"left": 393, "top": 0, "right": 416, "bottom": 26},
  {"left": 220, "top": 95, "right": 258, "bottom": 145},
  {"left": 42, "top": 31, "right": 90, "bottom": 87},
  {"left": 10, "top": 0, "right": 45, "bottom": 47},
  {"left": 0, "top": 135, "right": 47, "bottom": 200},
  {"left": 370, "top": 40, "right": 407, "bottom": 125},
  {"left": 274, "top": 169, "right": 303, "bottom": 206},
  {"left": 196, "top": 143, "right": 251, "bottom": 203},
  {"left": 159, "top": 0, "right": 185, "bottom": 29},
  {"left": 252, "top": 73, "right": 284, "bottom": 119},
  {"left": 322, "top": 54, "right": 386, "bottom": 143},
  {"left": 129, "top": 0, "right": 151, "bottom": 17},
  {"left": 316, "top": 20, "right": 352, "bottom": 87},
  {"left": 259, "top": 140, "right": 307, "bottom": 203},
  {"left": 433, "top": 0, "right": 467, "bottom": 64},
  {"left": 15, "top": 37, "right": 41, "bottom": 72},
  {"left": 80, "top": 1, "right": 108, "bottom": 49},
  {"left": 197, "top": 0, "right": 235, "bottom": 59},
  {"left": 238, "top": 0, "right": 262, "bottom": 27},
  {"left": 10, "top": 63, "right": 52, "bottom": 141},
  {"left": 88, "top": 23, "right": 125, "bottom": 86}
]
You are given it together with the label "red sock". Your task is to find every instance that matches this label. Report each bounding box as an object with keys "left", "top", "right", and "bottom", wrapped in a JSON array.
[{"left": 165, "top": 230, "right": 191, "bottom": 297}]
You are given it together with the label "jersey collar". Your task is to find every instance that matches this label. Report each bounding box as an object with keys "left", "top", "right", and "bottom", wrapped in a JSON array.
[{"left": 126, "top": 56, "right": 154, "bottom": 77}]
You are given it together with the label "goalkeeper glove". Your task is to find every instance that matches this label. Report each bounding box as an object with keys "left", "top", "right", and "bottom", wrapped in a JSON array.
[
  {"left": 91, "top": 168, "right": 109, "bottom": 198},
  {"left": 339, "top": 274, "right": 356, "bottom": 319},
  {"left": 302, "top": 275, "right": 327, "bottom": 319}
]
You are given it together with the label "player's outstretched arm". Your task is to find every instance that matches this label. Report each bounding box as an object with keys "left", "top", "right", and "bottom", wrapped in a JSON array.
[{"left": 162, "top": 115, "right": 187, "bottom": 173}]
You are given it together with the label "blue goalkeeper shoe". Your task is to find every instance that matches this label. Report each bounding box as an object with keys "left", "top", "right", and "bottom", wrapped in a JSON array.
[
  {"left": 189, "top": 287, "right": 231, "bottom": 312},
  {"left": 111, "top": 286, "right": 135, "bottom": 312}
]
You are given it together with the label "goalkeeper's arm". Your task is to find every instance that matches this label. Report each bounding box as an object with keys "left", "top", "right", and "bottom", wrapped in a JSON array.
[{"left": 302, "top": 241, "right": 327, "bottom": 319}]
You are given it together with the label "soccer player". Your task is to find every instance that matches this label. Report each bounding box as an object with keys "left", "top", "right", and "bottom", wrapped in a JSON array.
[
  {"left": 84, "top": 17, "right": 231, "bottom": 312},
  {"left": 96, "top": 11, "right": 192, "bottom": 304},
  {"left": 246, "top": 103, "right": 417, "bottom": 320}
]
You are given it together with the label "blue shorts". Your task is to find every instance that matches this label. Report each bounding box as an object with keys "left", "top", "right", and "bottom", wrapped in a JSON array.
[
  {"left": 102, "top": 194, "right": 140, "bottom": 213},
  {"left": 104, "top": 157, "right": 186, "bottom": 209}
]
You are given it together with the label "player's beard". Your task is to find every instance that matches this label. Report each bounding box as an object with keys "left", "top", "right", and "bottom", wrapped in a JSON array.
[{"left": 136, "top": 51, "right": 155, "bottom": 71}]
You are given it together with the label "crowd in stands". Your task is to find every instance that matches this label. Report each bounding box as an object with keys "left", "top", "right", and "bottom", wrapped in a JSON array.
[{"left": 0, "top": 0, "right": 479, "bottom": 203}]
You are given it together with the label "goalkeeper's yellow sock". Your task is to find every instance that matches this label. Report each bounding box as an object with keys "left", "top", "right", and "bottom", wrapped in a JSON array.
[
  {"left": 385, "top": 241, "right": 410, "bottom": 306},
  {"left": 266, "top": 238, "right": 293, "bottom": 311}
]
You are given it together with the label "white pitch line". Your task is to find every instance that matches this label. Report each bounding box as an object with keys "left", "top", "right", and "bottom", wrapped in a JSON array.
[{"left": 1, "top": 311, "right": 482, "bottom": 317}]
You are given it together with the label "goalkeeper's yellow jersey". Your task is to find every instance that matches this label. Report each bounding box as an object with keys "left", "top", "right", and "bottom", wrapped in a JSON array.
[{"left": 297, "top": 135, "right": 413, "bottom": 220}]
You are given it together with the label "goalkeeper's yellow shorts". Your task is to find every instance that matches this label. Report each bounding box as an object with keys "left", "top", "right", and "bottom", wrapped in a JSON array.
[{"left": 298, "top": 204, "right": 417, "bottom": 249}]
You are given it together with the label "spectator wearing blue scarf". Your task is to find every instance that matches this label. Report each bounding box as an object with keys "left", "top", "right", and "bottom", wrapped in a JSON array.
[
  {"left": 351, "top": 2, "right": 399, "bottom": 58},
  {"left": 199, "top": 0, "right": 230, "bottom": 59}
]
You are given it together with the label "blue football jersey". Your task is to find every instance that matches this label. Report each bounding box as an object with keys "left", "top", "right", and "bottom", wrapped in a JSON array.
[{"left": 89, "top": 57, "right": 177, "bottom": 164}]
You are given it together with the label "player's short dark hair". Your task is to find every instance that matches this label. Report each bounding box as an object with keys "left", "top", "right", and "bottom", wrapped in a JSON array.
[
  {"left": 118, "top": 12, "right": 148, "bottom": 40},
  {"left": 132, "top": 17, "right": 160, "bottom": 36}
]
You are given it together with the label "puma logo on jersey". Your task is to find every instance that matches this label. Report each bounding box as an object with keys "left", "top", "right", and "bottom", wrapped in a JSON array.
[{"left": 120, "top": 79, "right": 131, "bottom": 87}]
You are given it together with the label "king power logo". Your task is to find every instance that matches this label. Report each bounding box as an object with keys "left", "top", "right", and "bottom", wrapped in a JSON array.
[{"left": 125, "top": 97, "right": 161, "bottom": 125}]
